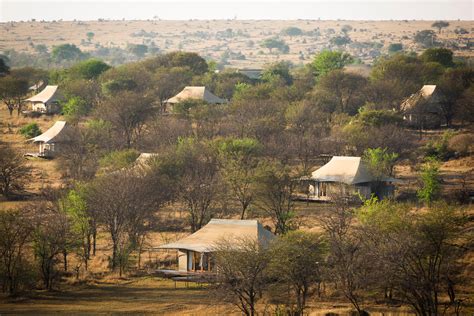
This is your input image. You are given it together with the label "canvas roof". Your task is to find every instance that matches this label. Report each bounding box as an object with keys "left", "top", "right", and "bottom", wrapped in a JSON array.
[
  {"left": 29, "top": 121, "right": 71, "bottom": 144},
  {"left": 166, "top": 86, "right": 226, "bottom": 104},
  {"left": 26, "top": 85, "right": 60, "bottom": 103},
  {"left": 310, "top": 156, "right": 395, "bottom": 185},
  {"left": 157, "top": 219, "right": 275, "bottom": 253},
  {"left": 401, "top": 85, "right": 438, "bottom": 112}
]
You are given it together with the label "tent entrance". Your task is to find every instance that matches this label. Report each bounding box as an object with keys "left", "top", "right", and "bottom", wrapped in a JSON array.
[{"left": 187, "top": 251, "right": 213, "bottom": 272}]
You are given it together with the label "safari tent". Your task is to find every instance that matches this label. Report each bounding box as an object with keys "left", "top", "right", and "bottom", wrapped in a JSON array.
[
  {"left": 28, "top": 121, "right": 72, "bottom": 157},
  {"left": 303, "top": 156, "right": 396, "bottom": 201},
  {"left": 158, "top": 219, "right": 275, "bottom": 272},
  {"left": 165, "top": 86, "right": 226, "bottom": 111},
  {"left": 400, "top": 85, "right": 443, "bottom": 128},
  {"left": 25, "top": 85, "right": 62, "bottom": 114}
]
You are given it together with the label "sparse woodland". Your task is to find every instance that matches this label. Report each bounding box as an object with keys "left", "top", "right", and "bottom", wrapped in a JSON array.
[{"left": 0, "top": 32, "right": 473, "bottom": 316}]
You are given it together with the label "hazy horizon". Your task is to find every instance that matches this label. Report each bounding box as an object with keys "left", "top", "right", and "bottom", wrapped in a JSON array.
[{"left": 1, "top": 0, "right": 472, "bottom": 22}]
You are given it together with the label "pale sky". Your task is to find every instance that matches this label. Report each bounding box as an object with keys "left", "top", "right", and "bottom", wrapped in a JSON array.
[{"left": 0, "top": 0, "right": 472, "bottom": 22}]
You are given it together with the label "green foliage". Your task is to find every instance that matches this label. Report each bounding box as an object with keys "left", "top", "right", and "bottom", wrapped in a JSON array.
[
  {"left": 261, "top": 61, "right": 293, "bottom": 85},
  {"left": 62, "top": 96, "right": 90, "bottom": 119},
  {"left": 102, "top": 78, "right": 138, "bottom": 95},
  {"left": 417, "top": 158, "right": 441, "bottom": 205},
  {"left": 357, "top": 197, "right": 410, "bottom": 232},
  {"left": 388, "top": 43, "right": 403, "bottom": 53},
  {"left": 423, "top": 130, "right": 456, "bottom": 161},
  {"left": 69, "top": 59, "right": 111, "bottom": 80},
  {"left": 414, "top": 30, "right": 437, "bottom": 48},
  {"left": 99, "top": 149, "right": 140, "bottom": 172},
  {"left": 52, "top": 44, "right": 85, "bottom": 62},
  {"left": 356, "top": 107, "right": 403, "bottom": 127},
  {"left": 420, "top": 48, "right": 454, "bottom": 67},
  {"left": 431, "top": 21, "right": 449, "bottom": 33},
  {"left": 311, "top": 50, "right": 353, "bottom": 76},
  {"left": 363, "top": 147, "right": 399, "bottom": 179},
  {"left": 260, "top": 38, "right": 290, "bottom": 54},
  {"left": 19, "top": 122, "right": 41, "bottom": 138},
  {"left": 172, "top": 99, "right": 207, "bottom": 117},
  {"left": 281, "top": 27, "right": 303, "bottom": 37},
  {"left": 127, "top": 44, "right": 148, "bottom": 57},
  {"left": 86, "top": 32, "right": 95, "bottom": 42},
  {"left": 330, "top": 35, "right": 351, "bottom": 46}
]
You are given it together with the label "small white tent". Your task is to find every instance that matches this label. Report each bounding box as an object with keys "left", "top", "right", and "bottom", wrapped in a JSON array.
[
  {"left": 165, "top": 86, "right": 226, "bottom": 108},
  {"left": 29, "top": 121, "right": 72, "bottom": 157},
  {"left": 158, "top": 219, "right": 275, "bottom": 272},
  {"left": 26, "top": 85, "right": 62, "bottom": 113}
]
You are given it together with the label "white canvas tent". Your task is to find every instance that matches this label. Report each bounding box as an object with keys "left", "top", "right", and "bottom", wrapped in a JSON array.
[
  {"left": 26, "top": 85, "right": 62, "bottom": 113},
  {"left": 158, "top": 219, "right": 275, "bottom": 272},
  {"left": 165, "top": 86, "right": 227, "bottom": 105},
  {"left": 28, "top": 121, "right": 71, "bottom": 157},
  {"left": 306, "top": 156, "right": 396, "bottom": 200},
  {"left": 400, "top": 85, "right": 443, "bottom": 128}
]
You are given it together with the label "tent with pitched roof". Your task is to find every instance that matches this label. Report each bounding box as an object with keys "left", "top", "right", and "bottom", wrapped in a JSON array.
[
  {"left": 165, "top": 86, "right": 226, "bottom": 112},
  {"left": 400, "top": 85, "right": 443, "bottom": 128},
  {"left": 26, "top": 85, "right": 62, "bottom": 113},
  {"left": 28, "top": 121, "right": 72, "bottom": 157},
  {"left": 157, "top": 219, "right": 275, "bottom": 272},
  {"left": 304, "top": 156, "right": 396, "bottom": 201}
]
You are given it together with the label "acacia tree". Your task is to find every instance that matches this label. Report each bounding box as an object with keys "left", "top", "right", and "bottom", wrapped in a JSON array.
[
  {"left": 96, "top": 91, "right": 154, "bottom": 148},
  {"left": 269, "top": 231, "right": 326, "bottom": 315},
  {"left": 214, "top": 238, "right": 271, "bottom": 316},
  {"left": 432, "top": 21, "right": 450, "bottom": 34},
  {"left": 0, "top": 145, "right": 30, "bottom": 199},
  {"left": 0, "top": 209, "right": 33, "bottom": 295},
  {"left": 0, "top": 76, "right": 29, "bottom": 116}
]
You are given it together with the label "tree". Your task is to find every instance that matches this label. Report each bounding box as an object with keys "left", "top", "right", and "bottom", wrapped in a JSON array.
[
  {"left": 431, "top": 20, "right": 449, "bottom": 34},
  {"left": 69, "top": 59, "right": 111, "bottom": 80},
  {"left": 254, "top": 162, "right": 296, "bottom": 235},
  {"left": 311, "top": 50, "right": 353, "bottom": 76},
  {"left": 0, "top": 57, "right": 9, "bottom": 76},
  {"left": 52, "top": 44, "right": 85, "bottom": 62},
  {"left": 214, "top": 238, "right": 271, "bottom": 316},
  {"left": 260, "top": 38, "right": 289, "bottom": 54},
  {"left": 152, "top": 67, "right": 192, "bottom": 112},
  {"left": 0, "top": 145, "right": 30, "bottom": 199},
  {"left": 62, "top": 96, "right": 90, "bottom": 120},
  {"left": 0, "top": 76, "right": 29, "bottom": 116},
  {"left": 127, "top": 44, "right": 148, "bottom": 58},
  {"left": 96, "top": 91, "right": 154, "bottom": 148},
  {"left": 388, "top": 43, "right": 403, "bottom": 53},
  {"left": 86, "top": 31, "right": 95, "bottom": 42},
  {"left": 420, "top": 48, "right": 454, "bottom": 67},
  {"left": 19, "top": 123, "right": 41, "bottom": 139},
  {"left": 215, "top": 138, "right": 262, "bottom": 219},
  {"left": 261, "top": 61, "right": 293, "bottom": 85},
  {"left": 281, "top": 27, "right": 303, "bottom": 38},
  {"left": 330, "top": 35, "right": 351, "bottom": 47},
  {"left": 0, "top": 209, "right": 33, "bottom": 295},
  {"left": 269, "top": 231, "right": 326, "bottom": 315},
  {"left": 417, "top": 158, "right": 441, "bottom": 205},
  {"left": 414, "top": 30, "right": 437, "bottom": 48}
]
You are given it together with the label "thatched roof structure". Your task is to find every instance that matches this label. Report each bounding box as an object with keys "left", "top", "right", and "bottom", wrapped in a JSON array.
[
  {"left": 158, "top": 219, "right": 275, "bottom": 253},
  {"left": 165, "top": 86, "right": 226, "bottom": 104}
]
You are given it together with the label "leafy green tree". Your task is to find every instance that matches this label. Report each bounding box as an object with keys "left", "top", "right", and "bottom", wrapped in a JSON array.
[
  {"left": 388, "top": 43, "right": 403, "bottom": 53},
  {"left": 86, "top": 31, "right": 95, "bottom": 42},
  {"left": 281, "top": 26, "right": 303, "bottom": 38},
  {"left": 330, "top": 35, "right": 351, "bottom": 46},
  {"left": 417, "top": 158, "right": 441, "bottom": 205},
  {"left": 69, "top": 59, "right": 111, "bottom": 80},
  {"left": 142, "top": 51, "right": 208, "bottom": 75},
  {"left": 0, "top": 76, "right": 29, "bottom": 116},
  {"left": 420, "top": 48, "right": 454, "bottom": 67},
  {"left": 52, "top": 44, "right": 85, "bottom": 62},
  {"left": 261, "top": 61, "right": 293, "bottom": 85},
  {"left": 363, "top": 147, "right": 398, "bottom": 178},
  {"left": 311, "top": 50, "right": 353, "bottom": 76},
  {"left": 127, "top": 44, "right": 148, "bottom": 58},
  {"left": 19, "top": 123, "right": 41, "bottom": 138},
  {"left": 431, "top": 20, "right": 449, "bottom": 34},
  {"left": 269, "top": 231, "right": 326, "bottom": 315},
  {"left": 414, "top": 30, "right": 437, "bottom": 48},
  {"left": 260, "top": 38, "right": 290, "bottom": 54},
  {"left": 215, "top": 137, "right": 262, "bottom": 219},
  {"left": 62, "top": 96, "right": 90, "bottom": 120},
  {"left": 98, "top": 149, "right": 140, "bottom": 173}
]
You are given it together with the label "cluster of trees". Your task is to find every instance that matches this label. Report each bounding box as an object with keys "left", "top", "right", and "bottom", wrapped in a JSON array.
[{"left": 212, "top": 200, "right": 468, "bottom": 316}]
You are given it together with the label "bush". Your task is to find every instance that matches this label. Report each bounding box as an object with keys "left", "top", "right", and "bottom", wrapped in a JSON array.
[
  {"left": 19, "top": 123, "right": 41, "bottom": 138},
  {"left": 423, "top": 130, "right": 456, "bottom": 161},
  {"left": 448, "top": 134, "right": 474, "bottom": 157}
]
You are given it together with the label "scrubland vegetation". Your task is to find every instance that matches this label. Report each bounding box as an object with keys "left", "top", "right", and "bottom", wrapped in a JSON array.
[{"left": 0, "top": 22, "right": 473, "bottom": 315}]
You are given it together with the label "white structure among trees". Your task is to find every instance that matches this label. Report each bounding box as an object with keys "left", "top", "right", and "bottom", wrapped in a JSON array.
[{"left": 25, "top": 85, "right": 62, "bottom": 113}]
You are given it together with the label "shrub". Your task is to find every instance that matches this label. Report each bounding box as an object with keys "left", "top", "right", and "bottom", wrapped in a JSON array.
[
  {"left": 423, "top": 130, "right": 456, "bottom": 161},
  {"left": 448, "top": 134, "right": 474, "bottom": 157},
  {"left": 19, "top": 123, "right": 41, "bottom": 138}
]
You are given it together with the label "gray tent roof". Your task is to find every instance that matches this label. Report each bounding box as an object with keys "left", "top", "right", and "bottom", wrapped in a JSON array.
[
  {"left": 29, "top": 121, "right": 71, "bottom": 144},
  {"left": 165, "top": 86, "right": 226, "bottom": 104},
  {"left": 310, "top": 156, "right": 395, "bottom": 185},
  {"left": 26, "top": 85, "right": 61, "bottom": 103},
  {"left": 158, "top": 219, "right": 275, "bottom": 253}
]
